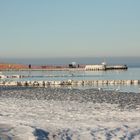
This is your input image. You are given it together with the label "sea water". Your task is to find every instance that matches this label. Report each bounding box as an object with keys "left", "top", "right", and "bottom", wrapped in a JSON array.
[
  {"left": 1, "top": 57, "right": 140, "bottom": 92},
  {"left": 1, "top": 67, "right": 140, "bottom": 93}
]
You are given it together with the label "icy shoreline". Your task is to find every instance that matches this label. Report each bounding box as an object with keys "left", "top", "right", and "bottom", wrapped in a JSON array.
[{"left": 0, "top": 87, "right": 140, "bottom": 139}]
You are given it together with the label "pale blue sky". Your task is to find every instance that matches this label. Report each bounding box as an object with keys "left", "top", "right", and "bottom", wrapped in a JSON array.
[{"left": 0, "top": 0, "right": 140, "bottom": 58}]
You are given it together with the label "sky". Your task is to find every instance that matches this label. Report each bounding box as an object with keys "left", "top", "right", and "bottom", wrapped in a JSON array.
[{"left": 0, "top": 0, "right": 140, "bottom": 59}]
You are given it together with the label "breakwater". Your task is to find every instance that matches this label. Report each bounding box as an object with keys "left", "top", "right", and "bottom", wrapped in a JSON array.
[
  {"left": 0, "top": 79, "right": 140, "bottom": 87},
  {"left": 85, "top": 64, "right": 127, "bottom": 71}
]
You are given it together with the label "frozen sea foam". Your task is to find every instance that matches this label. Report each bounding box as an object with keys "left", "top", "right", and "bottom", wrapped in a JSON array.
[{"left": 0, "top": 87, "right": 140, "bottom": 140}]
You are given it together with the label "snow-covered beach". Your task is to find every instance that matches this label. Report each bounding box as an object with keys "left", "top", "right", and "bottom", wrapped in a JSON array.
[{"left": 0, "top": 87, "right": 140, "bottom": 140}]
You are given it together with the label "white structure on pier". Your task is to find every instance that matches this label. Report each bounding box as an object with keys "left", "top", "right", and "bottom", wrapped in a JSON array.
[
  {"left": 85, "top": 62, "right": 106, "bottom": 71},
  {"left": 85, "top": 62, "right": 127, "bottom": 71}
]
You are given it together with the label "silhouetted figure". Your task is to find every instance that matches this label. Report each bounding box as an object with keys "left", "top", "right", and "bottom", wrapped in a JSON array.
[
  {"left": 78, "top": 64, "right": 80, "bottom": 68},
  {"left": 29, "top": 64, "right": 31, "bottom": 69}
]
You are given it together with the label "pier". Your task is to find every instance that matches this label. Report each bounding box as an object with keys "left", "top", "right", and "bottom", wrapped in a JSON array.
[
  {"left": 85, "top": 63, "right": 127, "bottom": 71},
  {"left": 0, "top": 62, "right": 128, "bottom": 71}
]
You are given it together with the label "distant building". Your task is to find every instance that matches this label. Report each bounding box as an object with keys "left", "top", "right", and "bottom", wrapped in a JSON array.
[
  {"left": 69, "top": 62, "right": 77, "bottom": 68},
  {"left": 85, "top": 64, "right": 106, "bottom": 70}
]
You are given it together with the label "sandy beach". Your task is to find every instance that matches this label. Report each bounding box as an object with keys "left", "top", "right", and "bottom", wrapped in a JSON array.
[{"left": 0, "top": 87, "right": 140, "bottom": 139}]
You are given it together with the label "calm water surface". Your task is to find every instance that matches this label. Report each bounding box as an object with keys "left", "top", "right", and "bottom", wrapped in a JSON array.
[{"left": 1, "top": 67, "right": 140, "bottom": 93}]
